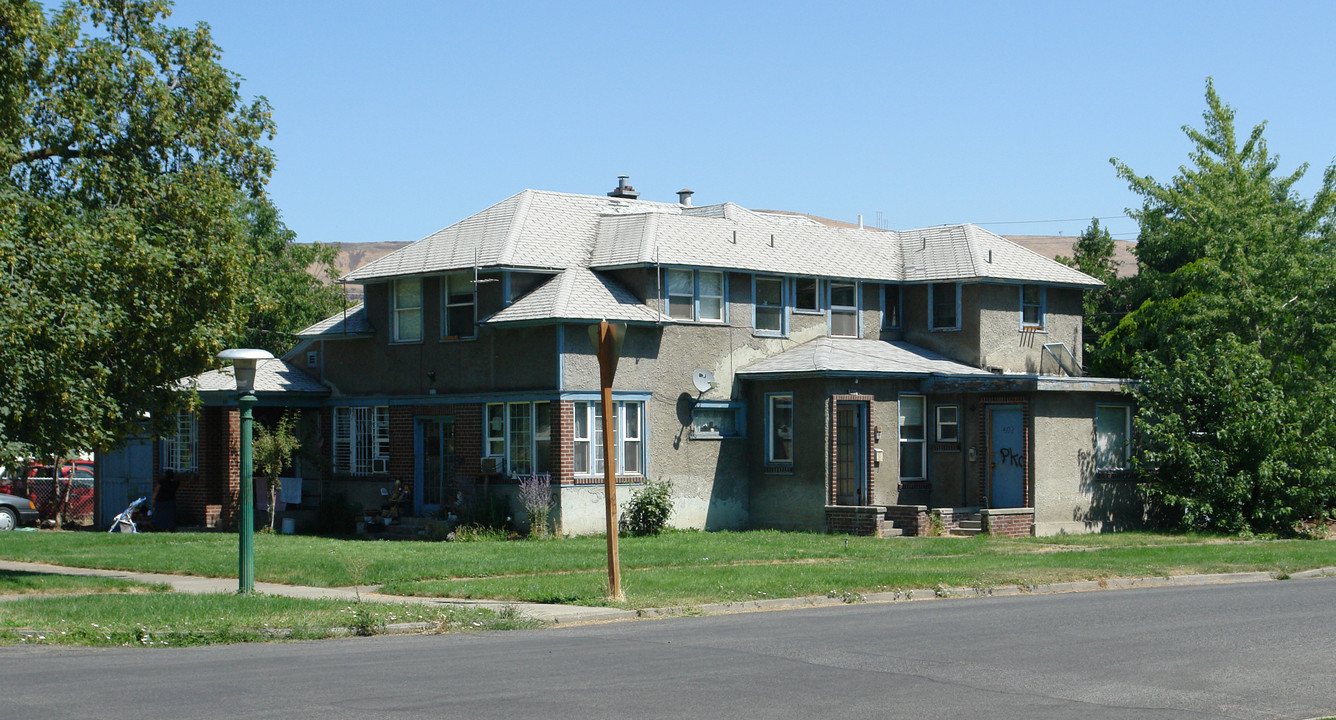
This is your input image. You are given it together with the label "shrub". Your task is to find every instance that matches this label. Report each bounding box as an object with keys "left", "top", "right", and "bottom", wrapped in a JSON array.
[
  {"left": 312, "top": 492, "right": 359, "bottom": 535},
  {"left": 517, "top": 474, "right": 553, "bottom": 538},
  {"left": 623, "top": 479, "right": 673, "bottom": 536}
]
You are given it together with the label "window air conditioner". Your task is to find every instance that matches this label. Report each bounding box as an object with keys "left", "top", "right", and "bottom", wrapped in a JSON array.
[
  {"left": 372, "top": 457, "right": 388, "bottom": 474},
  {"left": 480, "top": 456, "right": 504, "bottom": 475}
]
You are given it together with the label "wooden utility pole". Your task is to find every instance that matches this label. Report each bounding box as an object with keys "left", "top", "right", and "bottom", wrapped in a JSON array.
[{"left": 590, "top": 320, "right": 626, "bottom": 601}]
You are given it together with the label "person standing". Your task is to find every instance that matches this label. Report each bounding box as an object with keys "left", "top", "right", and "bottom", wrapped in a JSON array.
[{"left": 153, "top": 470, "right": 183, "bottom": 532}]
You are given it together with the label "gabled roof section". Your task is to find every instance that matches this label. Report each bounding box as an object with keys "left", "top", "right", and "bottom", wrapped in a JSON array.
[
  {"left": 343, "top": 190, "right": 686, "bottom": 283},
  {"left": 900, "top": 225, "right": 1102, "bottom": 286},
  {"left": 182, "top": 359, "right": 328, "bottom": 395},
  {"left": 736, "top": 337, "right": 988, "bottom": 378},
  {"left": 296, "top": 303, "right": 372, "bottom": 337},
  {"left": 590, "top": 204, "right": 904, "bottom": 282},
  {"left": 486, "top": 267, "right": 668, "bottom": 326}
]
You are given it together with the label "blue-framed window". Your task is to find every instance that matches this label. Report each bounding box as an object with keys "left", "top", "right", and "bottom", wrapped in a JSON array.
[
  {"left": 766, "top": 393, "right": 794, "bottom": 464},
  {"left": 883, "top": 283, "right": 902, "bottom": 329},
  {"left": 1095, "top": 404, "right": 1133, "bottom": 472},
  {"left": 441, "top": 272, "right": 476, "bottom": 340},
  {"left": 829, "top": 280, "right": 859, "bottom": 337},
  {"left": 899, "top": 395, "right": 926, "bottom": 479},
  {"left": 690, "top": 401, "right": 745, "bottom": 439},
  {"left": 929, "top": 282, "right": 960, "bottom": 331},
  {"left": 392, "top": 278, "right": 423, "bottom": 343},
  {"left": 753, "top": 276, "right": 786, "bottom": 336},
  {"left": 1021, "top": 284, "right": 1046, "bottom": 330},
  {"left": 572, "top": 400, "right": 645, "bottom": 476},
  {"left": 794, "top": 277, "right": 822, "bottom": 313},
  {"left": 665, "top": 269, "right": 726, "bottom": 322}
]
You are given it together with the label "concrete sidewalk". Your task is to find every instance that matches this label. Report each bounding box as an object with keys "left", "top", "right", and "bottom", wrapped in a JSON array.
[
  {"left": 0, "top": 559, "right": 636, "bottom": 624},
  {"left": 3, "top": 559, "right": 1334, "bottom": 628}
]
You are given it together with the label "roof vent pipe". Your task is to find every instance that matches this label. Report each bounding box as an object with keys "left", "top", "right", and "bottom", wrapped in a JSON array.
[
  {"left": 608, "top": 174, "right": 640, "bottom": 199},
  {"left": 677, "top": 188, "right": 694, "bottom": 206}
]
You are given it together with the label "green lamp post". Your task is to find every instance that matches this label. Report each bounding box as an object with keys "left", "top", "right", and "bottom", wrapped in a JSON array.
[{"left": 217, "top": 348, "right": 274, "bottom": 594}]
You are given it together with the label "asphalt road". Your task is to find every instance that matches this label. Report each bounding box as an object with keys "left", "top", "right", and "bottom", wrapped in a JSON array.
[{"left": 6, "top": 578, "right": 1334, "bottom": 719}]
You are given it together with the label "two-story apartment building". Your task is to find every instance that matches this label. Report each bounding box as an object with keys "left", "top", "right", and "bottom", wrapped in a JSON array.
[{"left": 137, "top": 179, "right": 1143, "bottom": 537}]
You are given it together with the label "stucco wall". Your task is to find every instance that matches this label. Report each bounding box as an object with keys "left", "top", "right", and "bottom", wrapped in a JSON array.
[
  {"left": 321, "top": 280, "right": 559, "bottom": 397},
  {"left": 1030, "top": 392, "right": 1147, "bottom": 535},
  {"left": 976, "top": 284, "right": 1084, "bottom": 373}
]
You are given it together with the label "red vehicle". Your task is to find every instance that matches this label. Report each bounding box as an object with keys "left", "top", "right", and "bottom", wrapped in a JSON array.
[{"left": 3, "top": 461, "right": 96, "bottom": 523}]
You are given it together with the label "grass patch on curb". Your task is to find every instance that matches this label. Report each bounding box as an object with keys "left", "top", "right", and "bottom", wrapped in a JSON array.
[{"left": 0, "top": 593, "right": 543, "bottom": 647}]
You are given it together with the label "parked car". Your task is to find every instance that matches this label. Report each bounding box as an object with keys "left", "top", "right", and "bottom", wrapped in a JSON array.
[
  {"left": 0, "top": 491, "right": 39, "bottom": 530},
  {"left": 12, "top": 461, "right": 95, "bottom": 523}
]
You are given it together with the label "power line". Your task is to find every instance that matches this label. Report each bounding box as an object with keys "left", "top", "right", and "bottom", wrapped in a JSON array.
[{"left": 976, "top": 214, "right": 1130, "bottom": 226}]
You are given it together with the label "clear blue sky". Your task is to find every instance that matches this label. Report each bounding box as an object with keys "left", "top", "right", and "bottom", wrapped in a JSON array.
[{"left": 167, "top": 0, "right": 1336, "bottom": 245}]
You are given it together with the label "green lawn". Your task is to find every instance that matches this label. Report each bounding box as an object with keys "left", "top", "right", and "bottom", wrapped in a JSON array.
[{"left": 3, "top": 529, "right": 1333, "bottom": 610}]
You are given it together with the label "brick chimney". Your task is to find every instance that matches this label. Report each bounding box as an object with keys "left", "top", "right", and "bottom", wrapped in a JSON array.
[{"left": 607, "top": 175, "right": 640, "bottom": 199}]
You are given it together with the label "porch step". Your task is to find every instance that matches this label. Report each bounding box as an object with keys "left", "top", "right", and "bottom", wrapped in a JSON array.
[
  {"left": 880, "top": 525, "right": 904, "bottom": 538},
  {"left": 949, "top": 517, "right": 982, "bottom": 537}
]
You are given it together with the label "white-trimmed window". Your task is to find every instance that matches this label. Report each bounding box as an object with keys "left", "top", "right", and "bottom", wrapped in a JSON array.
[
  {"left": 883, "top": 284, "right": 902, "bottom": 329},
  {"left": 899, "top": 395, "right": 926, "bottom": 479},
  {"left": 1096, "top": 404, "right": 1133, "bottom": 472},
  {"left": 1021, "top": 284, "right": 1046, "bottom": 330},
  {"left": 572, "top": 401, "right": 645, "bottom": 477},
  {"left": 935, "top": 404, "right": 959, "bottom": 443},
  {"left": 754, "top": 276, "right": 786, "bottom": 335},
  {"left": 665, "top": 269, "right": 725, "bottom": 322},
  {"left": 794, "top": 277, "right": 821, "bottom": 313},
  {"left": 766, "top": 393, "right": 794, "bottom": 464},
  {"left": 829, "top": 281, "right": 859, "bottom": 337},
  {"left": 485, "top": 402, "right": 551, "bottom": 477},
  {"left": 930, "top": 282, "right": 960, "bottom": 331},
  {"left": 442, "top": 272, "right": 476, "bottom": 340},
  {"left": 691, "top": 401, "right": 744, "bottom": 439},
  {"left": 393, "top": 278, "right": 423, "bottom": 343},
  {"left": 161, "top": 410, "right": 198, "bottom": 472},
  {"left": 333, "top": 406, "right": 389, "bottom": 475}
]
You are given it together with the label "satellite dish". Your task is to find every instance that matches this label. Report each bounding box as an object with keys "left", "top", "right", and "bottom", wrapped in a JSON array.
[{"left": 691, "top": 369, "right": 715, "bottom": 394}]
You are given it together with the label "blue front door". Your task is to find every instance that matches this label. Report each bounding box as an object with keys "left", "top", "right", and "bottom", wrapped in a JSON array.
[
  {"left": 988, "top": 406, "right": 1025, "bottom": 508},
  {"left": 415, "top": 418, "right": 455, "bottom": 515}
]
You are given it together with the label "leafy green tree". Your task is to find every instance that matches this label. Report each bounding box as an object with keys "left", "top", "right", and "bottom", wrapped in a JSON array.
[
  {"left": 235, "top": 196, "right": 343, "bottom": 356},
  {"left": 1105, "top": 79, "right": 1336, "bottom": 534},
  {"left": 1058, "top": 218, "right": 1131, "bottom": 372},
  {"left": 0, "top": 1, "right": 337, "bottom": 464},
  {"left": 253, "top": 411, "right": 300, "bottom": 532}
]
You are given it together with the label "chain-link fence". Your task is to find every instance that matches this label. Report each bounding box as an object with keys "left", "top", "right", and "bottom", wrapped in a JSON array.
[{"left": 3, "top": 465, "right": 95, "bottom": 525}]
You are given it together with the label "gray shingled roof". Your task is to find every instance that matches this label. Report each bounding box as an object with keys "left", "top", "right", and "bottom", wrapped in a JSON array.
[
  {"left": 343, "top": 188, "right": 1102, "bottom": 290},
  {"left": 184, "top": 359, "right": 328, "bottom": 395},
  {"left": 736, "top": 337, "right": 988, "bottom": 378},
  {"left": 486, "top": 267, "right": 668, "bottom": 325},
  {"left": 296, "top": 302, "right": 372, "bottom": 337}
]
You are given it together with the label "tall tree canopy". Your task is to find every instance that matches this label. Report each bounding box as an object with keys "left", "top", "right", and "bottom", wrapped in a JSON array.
[
  {"left": 0, "top": 0, "right": 339, "bottom": 462},
  {"left": 1103, "top": 80, "right": 1336, "bottom": 534}
]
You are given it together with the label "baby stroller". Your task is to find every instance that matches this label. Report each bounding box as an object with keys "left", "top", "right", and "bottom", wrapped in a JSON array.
[{"left": 108, "top": 497, "right": 149, "bottom": 533}]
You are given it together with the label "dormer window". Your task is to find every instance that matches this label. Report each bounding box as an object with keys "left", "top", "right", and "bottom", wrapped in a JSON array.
[
  {"left": 392, "top": 278, "right": 423, "bottom": 343},
  {"left": 666, "top": 269, "right": 725, "bottom": 322}
]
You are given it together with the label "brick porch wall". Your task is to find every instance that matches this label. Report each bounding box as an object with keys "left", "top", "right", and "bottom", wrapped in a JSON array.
[
  {"left": 885, "top": 504, "right": 929, "bottom": 536},
  {"left": 981, "top": 508, "right": 1034, "bottom": 537},
  {"left": 824, "top": 505, "right": 886, "bottom": 536}
]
